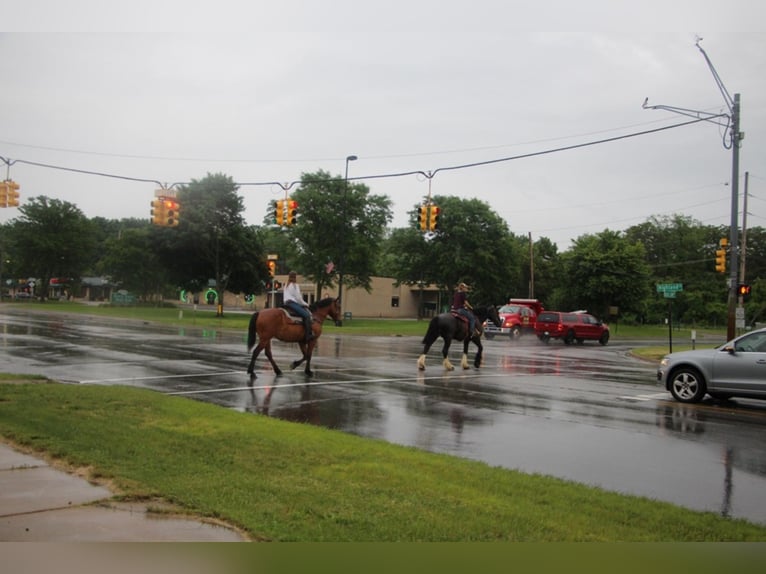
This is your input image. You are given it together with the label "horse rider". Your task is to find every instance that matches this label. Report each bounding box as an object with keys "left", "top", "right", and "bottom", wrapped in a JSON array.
[
  {"left": 283, "top": 271, "right": 314, "bottom": 342},
  {"left": 451, "top": 282, "right": 476, "bottom": 338}
]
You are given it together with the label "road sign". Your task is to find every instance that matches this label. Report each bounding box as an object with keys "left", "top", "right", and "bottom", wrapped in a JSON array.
[{"left": 656, "top": 283, "right": 683, "bottom": 298}]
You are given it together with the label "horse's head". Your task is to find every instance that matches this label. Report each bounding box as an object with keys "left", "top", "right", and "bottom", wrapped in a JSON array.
[
  {"left": 327, "top": 298, "right": 341, "bottom": 322},
  {"left": 311, "top": 297, "right": 342, "bottom": 322},
  {"left": 486, "top": 304, "right": 502, "bottom": 328}
]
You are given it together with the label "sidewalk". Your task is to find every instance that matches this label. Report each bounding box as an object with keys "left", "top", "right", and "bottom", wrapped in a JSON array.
[{"left": 0, "top": 442, "right": 247, "bottom": 541}]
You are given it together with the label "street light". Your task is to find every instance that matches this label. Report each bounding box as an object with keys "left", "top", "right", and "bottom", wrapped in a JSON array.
[{"left": 337, "top": 154, "right": 357, "bottom": 326}]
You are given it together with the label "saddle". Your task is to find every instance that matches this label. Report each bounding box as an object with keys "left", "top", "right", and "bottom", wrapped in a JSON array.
[
  {"left": 279, "top": 305, "right": 306, "bottom": 324},
  {"left": 451, "top": 310, "right": 476, "bottom": 338}
]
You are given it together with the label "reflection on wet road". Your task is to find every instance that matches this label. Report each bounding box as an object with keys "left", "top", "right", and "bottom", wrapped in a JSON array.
[{"left": 2, "top": 308, "right": 766, "bottom": 526}]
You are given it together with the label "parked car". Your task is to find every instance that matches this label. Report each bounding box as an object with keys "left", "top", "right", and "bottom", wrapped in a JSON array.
[
  {"left": 657, "top": 327, "right": 766, "bottom": 404},
  {"left": 535, "top": 310, "right": 609, "bottom": 345},
  {"left": 484, "top": 299, "right": 542, "bottom": 340}
]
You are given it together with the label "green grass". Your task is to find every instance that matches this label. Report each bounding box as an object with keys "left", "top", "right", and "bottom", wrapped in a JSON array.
[{"left": 1, "top": 382, "right": 765, "bottom": 542}]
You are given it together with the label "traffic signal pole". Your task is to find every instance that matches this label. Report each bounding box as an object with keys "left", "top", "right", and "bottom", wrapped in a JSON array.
[
  {"left": 643, "top": 39, "right": 742, "bottom": 340},
  {"left": 726, "top": 93, "right": 741, "bottom": 340}
]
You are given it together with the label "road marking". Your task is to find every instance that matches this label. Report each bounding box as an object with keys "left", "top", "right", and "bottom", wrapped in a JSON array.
[
  {"left": 618, "top": 392, "right": 668, "bottom": 402},
  {"left": 78, "top": 371, "right": 242, "bottom": 384}
]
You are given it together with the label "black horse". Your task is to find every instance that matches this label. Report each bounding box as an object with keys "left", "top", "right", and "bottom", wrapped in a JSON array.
[{"left": 417, "top": 305, "right": 501, "bottom": 371}]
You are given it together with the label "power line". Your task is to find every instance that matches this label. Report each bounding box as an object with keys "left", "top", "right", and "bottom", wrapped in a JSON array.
[{"left": 0, "top": 115, "right": 723, "bottom": 192}]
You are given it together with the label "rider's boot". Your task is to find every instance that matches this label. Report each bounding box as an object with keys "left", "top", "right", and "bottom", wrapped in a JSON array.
[{"left": 303, "top": 316, "right": 315, "bottom": 342}]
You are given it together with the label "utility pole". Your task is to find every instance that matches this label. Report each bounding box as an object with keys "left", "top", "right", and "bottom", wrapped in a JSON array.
[{"left": 643, "top": 39, "right": 743, "bottom": 340}]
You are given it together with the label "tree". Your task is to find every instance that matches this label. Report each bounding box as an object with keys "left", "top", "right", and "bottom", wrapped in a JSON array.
[
  {"left": 7, "top": 196, "right": 96, "bottom": 300},
  {"left": 98, "top": 226, "right": 170, "bottom": 300},
  {"left": 170, "top": 173, "right": 267, "bottom": 314},
  {"left": 283, "top": 170, "right": 393, "bottom": 299},
  {"left": 390, "top": 195, "right": 520, "bottom": 305},
  {"left": 557, "top": 229, "right": 651, "bottom": 319}
]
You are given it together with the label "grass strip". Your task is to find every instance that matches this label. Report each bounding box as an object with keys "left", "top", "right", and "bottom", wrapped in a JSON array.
[{"left": 1, "top": 382, "right": 765, "bottom": 542}]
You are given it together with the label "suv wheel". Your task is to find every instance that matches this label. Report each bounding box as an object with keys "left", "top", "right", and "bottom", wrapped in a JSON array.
[
  {"left": 668, "top": 367, "right": 706, "bottom": 403},
  {"left": 484, "top": 332, "right": 495, "bottom": 340},
  {"left": 509, "top": 326, "right": 521, "bottom": 340},
  {"left": 599, "top": 331, "right": 610, "bottom": 345},
  {"left": 563, "top": 330, "right": 575, "bottom": 345}
]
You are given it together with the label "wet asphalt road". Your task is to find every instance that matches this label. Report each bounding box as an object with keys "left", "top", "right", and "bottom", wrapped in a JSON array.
[{"left": 2, "top": 307, "right": 766, "bottom": 526}]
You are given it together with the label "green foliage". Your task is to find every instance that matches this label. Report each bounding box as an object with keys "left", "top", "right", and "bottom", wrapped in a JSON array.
[
  {"left": 384, "top": 195, "right": 520, "bottom": 305},
  {"left": 271, "top": 170, "right": 393, "bottom": 299},
  {"left": 6, "top": 196, "right": 96, "bottom": 300},
  {"left": 170, "top": 173, "right": 267, "bottom": 300}
]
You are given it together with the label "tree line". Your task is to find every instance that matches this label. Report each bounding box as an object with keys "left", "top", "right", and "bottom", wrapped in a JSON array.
[{"left": 1, "top": 172, "right": 763, "bottom": 327}]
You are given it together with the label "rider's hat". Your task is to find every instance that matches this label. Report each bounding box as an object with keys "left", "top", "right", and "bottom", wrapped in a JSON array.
[{"left": 458, "top": 282, "right": 470, "bottom": 291}]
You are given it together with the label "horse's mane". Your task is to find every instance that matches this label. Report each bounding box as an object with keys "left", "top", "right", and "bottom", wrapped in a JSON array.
[{"left": 309, "top": 297, "right": 336, "bottom": 311}]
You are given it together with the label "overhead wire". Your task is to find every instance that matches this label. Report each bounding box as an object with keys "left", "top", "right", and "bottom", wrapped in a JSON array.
[{"left": 0, "top": 115, "right": 723, "bottom": 192}]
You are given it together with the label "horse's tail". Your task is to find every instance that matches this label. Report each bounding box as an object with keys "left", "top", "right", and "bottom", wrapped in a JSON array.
[
  {"left": 247, "top": 312, "right": 259, "bottom": 351},
  {"left": 422, "top": 315, "right": 441, "bottom": 346}
]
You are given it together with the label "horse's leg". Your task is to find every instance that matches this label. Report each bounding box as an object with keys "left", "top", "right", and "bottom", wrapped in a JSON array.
[
  {"left": 303, "top": 341, "right": 316, "bottom": 377},
  {"left": 418, "top": 317, "right": 440, "bottom": 371},
  {"left": 263, "top": 340, "right": 283, "bottom": 376},
  {"left": 442, "top": 337, "right": 455, "bottom": 371},
  {"left": 247, "top": 342, "right": 265, "bottom": 376},
  {"left": 473, "top": 336, "right": 483, "bottom": 368},
  {"left": 291, "top": 341, "right": 308, "bottom": 370},
  {"left": 461, "top": 338, "right": 471, "bottom": 369}
]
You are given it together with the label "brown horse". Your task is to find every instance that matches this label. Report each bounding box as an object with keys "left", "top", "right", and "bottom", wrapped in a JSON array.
[{"left": 246, "top": 297, "right": 340, "bottom": 377}]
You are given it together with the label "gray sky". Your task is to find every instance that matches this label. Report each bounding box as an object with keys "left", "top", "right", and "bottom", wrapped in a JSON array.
[{"left": 2, "top": 1, "right": 765, "bottom": 249}]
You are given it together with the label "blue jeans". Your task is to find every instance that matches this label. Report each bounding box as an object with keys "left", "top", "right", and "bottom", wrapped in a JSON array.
[
  {"left": 455, "top": 308, "right": 476, "bottom": 337},
  {"left": 285, "top": 301, "right": 310, "bottom": 320},
  {"left": 285, "top": 301, "right": 313, "bottom": 340}
]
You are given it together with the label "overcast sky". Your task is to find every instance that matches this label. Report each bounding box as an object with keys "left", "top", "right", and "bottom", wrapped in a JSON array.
[{"left": 1, "top": 1, "right": 765, "bottom": 250}]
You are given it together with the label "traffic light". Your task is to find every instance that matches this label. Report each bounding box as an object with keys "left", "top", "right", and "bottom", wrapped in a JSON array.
[
  {"left": 0, "top": 181, "right": 7, "bottom": 208},
  {"left": 715, "top": 247, "right": 727, "bottom": 273},
  {"left": 5, "top": 180, "right": 19, "bottom": 207},
  {"left": 275, "top": 200, "right": 285, "bottom": 226},
  {"left": 267, "top": 260, "right": 276, "bottom": 277},
  {"left": 738, "top": 283, "right": 751, "bottom": 297},
  {"left": 286, "top": 199, "right": 298, "bottom": 226},
  {"left": 165, "top": 199, "right": 180, "bottom": 227},
  {"left": 150, "top": 198, "right": 165, "bottom": 225},
  {"left": 418, "top": 205, "right": 428, "bottom": 231},
  {"left": 429, "top": 205, "right": 441, "bottom": 231}
]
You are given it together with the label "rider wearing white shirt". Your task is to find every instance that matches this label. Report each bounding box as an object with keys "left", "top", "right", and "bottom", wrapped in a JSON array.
[{"left": 283, "top": 271, "right": 314, "bottom": 342}]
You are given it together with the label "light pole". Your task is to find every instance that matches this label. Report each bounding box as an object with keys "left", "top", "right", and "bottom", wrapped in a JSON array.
[
  {"left": 337, "top": 154, "right": 357, "bottom": 326},
  {"left": 643, "top": 39, "right": 742, "bottom": 339}
]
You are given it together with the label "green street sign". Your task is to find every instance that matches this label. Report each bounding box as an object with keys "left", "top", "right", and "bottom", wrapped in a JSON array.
[{"left": 656, "top": 283, "right": 683, "bottom": 299}]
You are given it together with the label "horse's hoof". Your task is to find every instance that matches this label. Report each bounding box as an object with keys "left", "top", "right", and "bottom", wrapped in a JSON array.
[
  {"left": 305, "top": 370, "right": 314, "bottom": 377},
  {"left": 418, "top": 365, "right": 425, "bottom": 371},
  {"left": 274, "top": 369, "right": 283, "bottom": 376}
]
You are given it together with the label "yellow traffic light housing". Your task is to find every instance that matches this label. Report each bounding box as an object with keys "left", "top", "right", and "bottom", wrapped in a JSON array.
[
  {"left": 429, "top": 205, "right": 441, "bottom": 231},
  {"left": 714, "top": 248, "right": 727, "bottom": 273},
  {"left": 418, "top": 205, "right": 428, "bottom": 231},
  {"left": 165, "top": 199, "right": 180, "bottom": 227},
  {"left": 150, "top": 198, "right": 165, "bottom": 225},
  {"left": 286, "top": 199, "right": 298, "bottom": 226},
  {"left": 275, "top": 200, "right": 285, "bottom": 226},
  {"left": 0, "top": 181, "right": 7, "bottom": 208},
  {"left": 267, "top": 260, "right": 276, "bottom": 277},
  {"left": 5, "top": 180, "right": 19, "bottom": 207}
]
